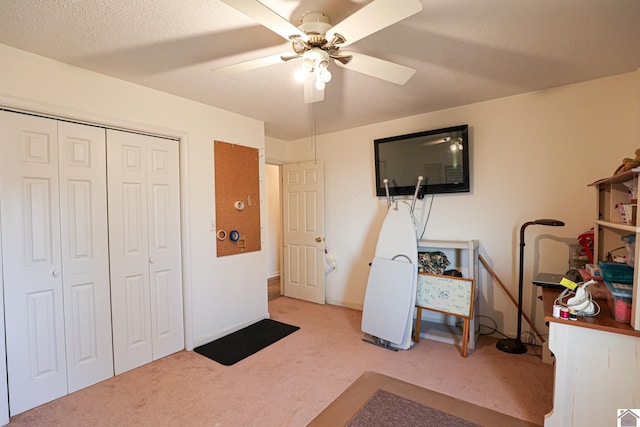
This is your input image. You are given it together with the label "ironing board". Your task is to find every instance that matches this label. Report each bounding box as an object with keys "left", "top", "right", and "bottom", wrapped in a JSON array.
[{"left": 361, "top": 200, "right": 418, "bottom": 350}]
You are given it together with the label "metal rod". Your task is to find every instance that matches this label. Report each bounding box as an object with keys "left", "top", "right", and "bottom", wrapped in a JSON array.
[
  {"left": 383, "top": 178, "right": 390, "bottom": 207},
  {"left": 410, "top": 176, "right": 423, "bottom": 214},
  {"left": 478, "top": 254, "right": 544, "bottom": 341}
]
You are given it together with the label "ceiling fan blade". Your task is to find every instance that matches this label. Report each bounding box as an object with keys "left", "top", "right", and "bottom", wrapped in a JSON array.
[
  {"left": 213, "top": 53, "right": 288, "bottom": 75},
  {"left": 220, "top": 0, "right": 308, "bottom": 42},
  {"left": 326, "top": 0, "right": 422, "bottom": 47},
  {"left": 280, "top": 53, "right": 301, "bottom": 62},
  {"left": 335, "top": 52, "right": 416, "bottom": 85},
  {"left": 331, "top": 54, "right": 353, "bottom": 65}
]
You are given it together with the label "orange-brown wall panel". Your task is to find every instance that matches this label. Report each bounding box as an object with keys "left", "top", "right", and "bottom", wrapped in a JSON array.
[{"left": 214, "top": 141, "right": 261, "bottom": 257}]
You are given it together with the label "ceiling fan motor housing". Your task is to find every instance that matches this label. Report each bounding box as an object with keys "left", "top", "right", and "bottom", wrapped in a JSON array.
[
  {"left": 298, "top": 11, "right": 331, "bottom": 36},
  {"left": 291, "top": 12, "right": 333, "bottom": 54}
]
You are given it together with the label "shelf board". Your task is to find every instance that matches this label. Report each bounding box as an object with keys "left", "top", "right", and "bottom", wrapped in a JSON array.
[
  {"left": 588, "top": 170, "right": 638, "bottom": 187},
  {"left": 417, "top": 239, "right": 479, "bottom": 250},
  {"left": 593, "top": 219, "right": 639, "bottom": 233}
]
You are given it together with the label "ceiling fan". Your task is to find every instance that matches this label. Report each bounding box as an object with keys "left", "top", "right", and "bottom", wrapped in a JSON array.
[{"left": 215, "top": 0, "right": 423, "bottom": 103}]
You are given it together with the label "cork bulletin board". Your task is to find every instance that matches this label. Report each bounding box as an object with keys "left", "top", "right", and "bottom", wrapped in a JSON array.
[{"left": 214, "top": 141, "right": 261, "bottom": 257}]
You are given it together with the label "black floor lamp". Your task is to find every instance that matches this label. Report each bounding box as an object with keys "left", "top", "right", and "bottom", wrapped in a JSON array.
[{"left": 496, "top": 218, "right": 565, "bottom": 354}]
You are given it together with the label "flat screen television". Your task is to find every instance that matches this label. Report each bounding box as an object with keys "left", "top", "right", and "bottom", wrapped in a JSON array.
[{"left": 374, "top": 124, "right": 470, "bottom": 197}]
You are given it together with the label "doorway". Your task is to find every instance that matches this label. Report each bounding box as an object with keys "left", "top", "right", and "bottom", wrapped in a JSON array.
[
  {"left": 265, "top": 161, "right": 326, "bottom": 304},
  {"left": 265, "top": 163, "right": 282, "bottom": 299}
]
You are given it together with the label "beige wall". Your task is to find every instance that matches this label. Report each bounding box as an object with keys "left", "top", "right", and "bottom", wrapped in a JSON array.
[
  {"left": 0, "top": 44, "right": 269, "bottom": 348},
  {"left": 267, "top": 71, "right": 640, "bottom": 337}
]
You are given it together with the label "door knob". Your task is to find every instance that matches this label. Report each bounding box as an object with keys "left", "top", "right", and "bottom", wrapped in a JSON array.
[
  {"left": 52, "top": 269, "right": 60, "bottom": 277},
  {"left": 149, "top": 257, "right": 155, "bottom": 264},
  {"left": 315, "top": 237, "right": 324, "bottom": 242}
]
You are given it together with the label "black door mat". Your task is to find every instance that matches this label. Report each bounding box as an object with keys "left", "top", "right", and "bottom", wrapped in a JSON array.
[{"left": 194, "top": 319, "right": 300, "bottom": 366}]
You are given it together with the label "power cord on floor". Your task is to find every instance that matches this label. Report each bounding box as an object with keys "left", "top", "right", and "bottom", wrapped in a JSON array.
[
  {"left": 454, "top": 314, "right": 546, "bottom": 358},
  {"left": 520, "top": 330, "right": 547, "bottom": 358}
]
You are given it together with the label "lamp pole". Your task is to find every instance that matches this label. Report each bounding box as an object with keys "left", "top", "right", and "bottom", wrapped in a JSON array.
[{"left": 496, "top": 219, "right": 564, "bottom": 354}]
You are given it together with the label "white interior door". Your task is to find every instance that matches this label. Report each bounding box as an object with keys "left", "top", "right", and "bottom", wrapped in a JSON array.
[
  {"left": 57, "top": 122, "right": 114, "bottom": 392},
  {"left": 0, "top": 112, "right": 67, "bottom": 415},
  {"left": 107, "top": 130, "right": 153, "bottom": 374},
  {"left": 282, "top": 161, "right": 325, "bottom": 304},
  {"left": 145, "top": 137, "right": 184, "bottom": 360},
  {"left": 107, "top": 130, "right": 183, "bottom": 374},
  {"left": 0, "top": 113, "right": 115, "bottom": 415}
]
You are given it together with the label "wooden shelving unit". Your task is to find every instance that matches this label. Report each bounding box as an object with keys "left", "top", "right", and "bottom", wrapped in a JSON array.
[
  {"left": 416, "top": 239, "right": 479, "bottom": 349},
  {"left": 589, "top": 169, "right": 639, "bottom": 330}
]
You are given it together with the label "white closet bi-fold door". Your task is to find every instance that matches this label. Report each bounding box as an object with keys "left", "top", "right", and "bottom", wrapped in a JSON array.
[
  {"left": 106, "top": 129, "right": 184, "bottom": 375},
  {"left": 0, "top": 111, "right": 114, "bottom": 415}
]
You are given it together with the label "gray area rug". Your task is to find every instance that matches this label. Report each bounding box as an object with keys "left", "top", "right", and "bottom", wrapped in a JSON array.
[
  {"left": 347, "top": 389, "right": 479, "bottom": 427},
  {"left": 307, "top": 371, "right": 539, "bottom": 427}
]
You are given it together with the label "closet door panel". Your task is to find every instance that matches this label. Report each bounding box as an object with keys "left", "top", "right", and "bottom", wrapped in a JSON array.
[
  {"left": 58, "top": 122, "right": 113, "bottom": 392},
  {"left": 0, "top": 201, "right": 8, "bottom": 425},
  {"left": 147, "top": 139, "right": 184, "bottom": 359},
  {"left": 0, "top": 112, "right": 67, "bottom": 415},
  {"left": 124, "top": 273, "right": 149, "bottom": 345},
  {"left": 107, "top": 130, "right": 153, "bottom": 375}
]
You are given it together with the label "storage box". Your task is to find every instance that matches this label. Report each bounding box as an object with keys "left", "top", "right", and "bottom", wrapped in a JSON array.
[
  {"left": 606, "top": 292, "right": 633, "bottom": 323},
  {"left": 585, "top": 263, "right": 602, "bottom": 278},
  {"left": 603, "top": 280, "right": 633, "bottom": 323},
  {"left": 622, "top": 234, "right": 636, "bottom": 267},
  {"left": 599, "top": 262, "right": 634, "bottom": 284}
]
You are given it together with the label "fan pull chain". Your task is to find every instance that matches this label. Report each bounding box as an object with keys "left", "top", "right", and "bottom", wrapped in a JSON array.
[{"left": 311, "top": 102, "right": 317, "bottom": 164}]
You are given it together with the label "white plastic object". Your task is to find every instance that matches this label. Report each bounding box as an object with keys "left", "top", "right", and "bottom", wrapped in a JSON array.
[{"left": 567, "top": 280, "right": 596, "bottom": 314}]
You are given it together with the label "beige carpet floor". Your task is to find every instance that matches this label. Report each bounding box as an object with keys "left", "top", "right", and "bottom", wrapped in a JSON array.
[{"left": 8, "top": 297, "right": 554, "bottom": 426}]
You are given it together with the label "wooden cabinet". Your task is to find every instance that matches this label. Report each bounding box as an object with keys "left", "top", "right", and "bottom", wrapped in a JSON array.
[
  {"left": 543, "top": 172, "right": 640, "bottom": 426},
  {"left": 589, "top": 170, "right": 639, "bottom": 330},
  {"left": 544, "top": 312, "right": 640, "bottom": 427}
]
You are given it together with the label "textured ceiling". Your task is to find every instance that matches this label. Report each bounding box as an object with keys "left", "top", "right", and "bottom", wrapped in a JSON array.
[{"left": 1, "top": 0, "right": 639, "bottom": 141}]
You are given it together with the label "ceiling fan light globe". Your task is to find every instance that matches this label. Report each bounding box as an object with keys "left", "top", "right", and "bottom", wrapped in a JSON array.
[
  {"left": 315, "top": 80, "right": 326, "bottom": 91},
  {"left": 294, "top": 68, "right": 308, "bottom": 83},
  {"left": 320, "top": 70, "right": 332, "bottom": 83}
]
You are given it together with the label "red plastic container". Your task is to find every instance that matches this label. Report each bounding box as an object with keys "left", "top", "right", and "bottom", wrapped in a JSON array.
[{"left": 607, "top": 292, "right": 632, "bottom": 323}]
